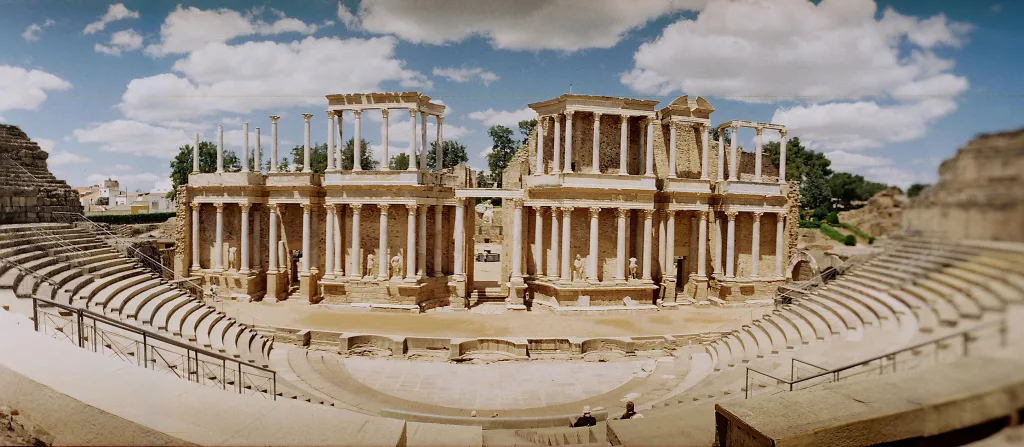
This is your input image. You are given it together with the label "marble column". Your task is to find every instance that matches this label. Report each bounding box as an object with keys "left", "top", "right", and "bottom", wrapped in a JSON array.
[
  {"left": 378, "top": 204, "right": 389, "bottom": 279},
  {"left": 615, "top": 208, "right": 627, "bottom": 282},
  {"left": 779, "top": 131, "right": 789, "bottom": 184},
  {"left": 433, "top": 205, "right": 442, "bottom": 276},
  {"left": 213, "top": 203, "right": 224, "bottom": 270},
  {"left": 729, "top": 125, "right": 738, "bottom": 181},
  {"left": 190, "top": 203, "right": 200, "bottom": 270},
  {"left": 192, "top": 133, "right": 200, "bottom": 173},
  {"left": 619, "top": 116, "right": 629, "bottom": 175},
  {"left": 698, "top": 211, "right": 708, "bottom": 278},
  {"left": 776, "top": 212, "right": 785, "bottom": 278},
  {"left": 668, "top": 121, "right": 678, "bottom": 178},
  {"left": 254, "top": 128, "right": 261, "bottom": 174},
  {"left": 645, "top": 119, "right": 655, "bottom": 176},
  {"left": 751, "top": 212, "right": 762, "bottom": 278},
  {"left": 351, "top": 204, "right": 362, "bottom": 278},
  {"left": 553, "top": 114, "right": 562, "bottom": 173},
  {"left": 560, "top": 207, "right": 572, "bottom": 282},
  {"left": 216, "top": 125, "right": 224, "bottom": 173},
  {"left": 408, "top": 110, "right": 417, "bottom": 171},
  {"left": 335, "top": 112, "right": 344, "bottom": 169},
  {"left": 700, "top": 124, "right": 710, "bottom": 180},
  {"left": 270, "top": 116, "right": 280, "bottom": 172},
  {"left": 454, "top": 199, "right": 466, "bottom": 277},
  {"left": 326, "top": 112, "right": 335, "bottom": 171},
  {"left": 436, "top": 116, "right": 444, "bottom": 171},
  {"left": 420, "top": 112, "right": 428, "bottom": 171},
  {"left": 666, "top": 210, "right": 676, "bottom": 280},
  {"left": 333, "top": 205, "right": 343, "bottom": 277},
  {"left": 353, "top": 110, "right": 363, "bottom": 171},
  {"left": 240, "top": 204, "right": 250, "bottom": 273},
  {"left": 381, "top": 109, "right": 389, "bottom": 169},
  {"left": 755, "top": 126, "right": 764, "bottom": 181},
  {"left": 417, "top": 204, "right": 426, "bottom": 277},
  {"left": 243, "top": 122, "right": 250, "bottom": 172},
  {"left": 268, "top": 203, "right": 280, "bottom": 271},
  {"left": 588, "top": 207, "right": 599, "bottom": 282},
  {"left": 725, "top": 212, "right": 737, "bottom": 278},
  {"left": 253, "top": 207, "right": 261, "bottom": 271},
  {"left": 300, "top": 204, "right": 311, "bottom": 273},
  {"left": 511, "top": 200, "right": 524, "bottom": 280},
  {"left": 591, "top": 113, "right": 601, "bottom": 174},
  {"left": 405, "top": 205, "right": 417, "bottom": 281},
  {"left": 717, "top": 129, "right": 725, "bottom": 181},
  {"left": 302, "top": 114, "right": 312, "bottom": 172},
  {"left": 642, "top": 209, "right": 654, "bottom": 281},
  {"left": 658, "top": 211, "right": 667, "bottom": 278},
  {"left": 563, "top": 111, "right": 574, "bottom": 173},
  {"left": 713, "top": 213, "right": 722, "bottom": 276},
  {"left": 533, "top": 207, "right": 543, "bottom": 276},
  {"left": 536, "top": 118, "right": 545, "bottom": 175},
  {"left": 325, "top": 204, "right": 335, "bottom": 278},
  {"left": 549, "top": 208, "right": 560, "bottom": 280}
]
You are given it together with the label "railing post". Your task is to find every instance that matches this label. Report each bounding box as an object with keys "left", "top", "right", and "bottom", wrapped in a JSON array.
[
  {"left": 1000, "top": 320, "right": 1008, "bottom": 347},
  {"left": 77, "top": 309, "right": 85, "bottom": 348},
  {"left": 963, "top": 332, "right": 969, "bottom": 357},
  {"left": 222, "top": 358, "right": 227, "bottom": 390},
  {"left": 238, "top": 363, "right": 243, "bottom": 394},
  {"left": 142, "top": 333, "right": 148, "bottom": 368},
  {"left": 745, "top": 369, "right": 749, "bottom": 399},
  {"left": 32, "top": 298, "right": 38, "bottom": 332},
  {"left": 273, "top": 372, "right": 277, "bottom": 401}
]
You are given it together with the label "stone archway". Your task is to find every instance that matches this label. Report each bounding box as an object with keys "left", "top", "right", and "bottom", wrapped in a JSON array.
[{"left": 786, "top": 250, "right": 821, "bottom": 284}]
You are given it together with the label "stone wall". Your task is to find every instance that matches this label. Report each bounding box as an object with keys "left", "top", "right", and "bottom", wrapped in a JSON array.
[
  {"left": 0, "top": 124, "right": 83, "bottom": 223},
  {"left": 904, "top": 128, "right": 1024, "bottom": 242},
  {"left": 838, "top": 187, "right": 907, "bottom": 238}
]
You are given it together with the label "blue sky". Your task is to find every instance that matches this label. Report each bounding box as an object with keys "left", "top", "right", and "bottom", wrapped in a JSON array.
[{"left": 1, "top": 0, "right": 1020, "bottom": 192}]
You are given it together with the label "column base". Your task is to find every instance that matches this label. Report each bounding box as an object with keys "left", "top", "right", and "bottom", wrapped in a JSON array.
[
  {"left": 448, "top": 277, "right": 469, "bottom": 310},
  {"left": 298, "top": 273, "right": 319, "bottom": 304}
]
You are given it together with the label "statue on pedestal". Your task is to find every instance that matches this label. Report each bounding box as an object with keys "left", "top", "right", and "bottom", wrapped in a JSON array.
[
  {"left": 573, "top": 254, "right": 586, "bottom": 282},
  {"left": 366, "top": 253, "right": 375, "bottom": 278},
  {"left": 628, "top": 257, "right": 638, "bottom": 280},
  {"left": 228, "top": 246, "right": 237, "bottom": 271},
  {"left": 390, "top": 249, "right": 403, "bottom": 280}
]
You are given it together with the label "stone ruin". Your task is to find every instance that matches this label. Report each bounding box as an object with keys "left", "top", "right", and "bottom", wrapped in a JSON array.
[
  {"left": 838, "top": 186, "right": 908, "bottom": 238},
  {"left": 0, "top": 124, "right": 82, "bottom": 224}
]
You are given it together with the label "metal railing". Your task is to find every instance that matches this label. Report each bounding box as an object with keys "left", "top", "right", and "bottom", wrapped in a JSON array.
[
  {"left": 744, "top": 318, "right": 1007, "bottom": 399},
  {"left": 0, "top": 258, "right": 61, "bottom": 302},
  {"left": 29, "top": 294, "right": 276, "bottom": 400}
]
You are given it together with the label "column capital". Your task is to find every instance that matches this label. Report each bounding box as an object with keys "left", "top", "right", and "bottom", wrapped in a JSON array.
[
  {"left": 616, "top": 208, "right": 630, "bottom": 218},
  {"left": 268, "top": 203, "right": 280, "bottom": 213},
  {"left": 351, "top": 203, "right": 362, "bottom": 214},
  {"left": 776, "top": 210, "right": 787, "bottom": 217},
  {"left": 755, "top": 125, "right": 764, "bottom": 135},
  {"left": 512, "top": 199, "right": 524, "bottom": 209},
  {"left": 420, "top": 111, "right": 428, "bottom": 119},
  {"left": 379, "top": 203, "right": 390, "bottom": 213},
  {"left": 699, "top": 209, "right": 709, "bottom": 221},
  {"left": 593, "top": 111, "right": 602, "bottom": 119},
  {"left": 588, "top": 207, "right": 601, "bottom": 218},
  {"left": 437, "top": 115, "right": 444, "bottom": 125},
  {"left": 326, "top": 110, "right": 336, "bottom": 118},
  {"left": 406, "top": 204, "right": 419, "bottom": 212},
  {"left": 565, "top": 110, "right": 574, "bottom": 117},
  {"left": 726, "top": 211, "right": 738, "bottom": 220},
  {"left": 753, "top": 211, "right": 764, "bottom": 221},
  {"left": 658, "top": 209, "right": 667, "bottom": 218},
  {"left": 213, "top": 202, "right": 225, "bottom": 211},
  {"left": 455, "top": 197, "right": 467, "bottom": 206},
  {"left": 408, "top": 109, "right": 417, "bottom": 118},
  {"left": 779, "top": 129, "right": 788, "bottom": 139},
  {"left": 561, "top": 206, "right": 575, "bottom": 213},
  {"left": 301, "top": 113, "right": 313, "bottom": 122},
  {"left": 729, "top": 124, "right": 738, "bottom": 132},
  {"left": 269, "top": 115, "right": 280, "bottom": 123},
  {"left": 380, "top": 108, "right": 389, "bottom": 118},
  {"left": 535, "top": 206, "right": 545, "bottom": 215},
  {"left": 301, "top": 203, "right": 315, "bottom": 213},
  {"left": 239, "top": 203, "right": 251, "bottom": 213},
  {"left": 643, "top": 209, "right": 655, "bottom": 218},
  {"left": 190, "top": 203, "right": 201, "bottom": 211}
]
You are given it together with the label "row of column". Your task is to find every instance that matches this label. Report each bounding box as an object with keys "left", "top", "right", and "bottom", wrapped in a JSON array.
[
  {"left": 713, "top": 211, "right": 787, "bottom": 279},
  {"left": 716, "top": 125, "right": 789, "bottom": 184},
  {"left": 535, "top": 112, "right": 655, "bottom": 177},
  {"left": 189, "top": 202, "right": 261, "bottom": 274}
]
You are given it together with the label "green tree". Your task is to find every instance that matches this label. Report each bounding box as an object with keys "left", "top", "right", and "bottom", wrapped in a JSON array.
[
  {"left": 95, "top": 196, "right": 109, "bottom": 206},
  {"left": 764, "top": 137, "right": 832, "bottom": 182},
  {"left": 168, "top": 141, "right": 241, "bottom": 199},
  {"left": 263, "top": 157, "right": 291, "bottom": 172},
  {"left": 426, "top": 140, "right": 470, "bottom": 171},
  {"left": 518, "top": 119, "right": 537, "bottom": 147},
  {"left": 907, "top": 183, "right": 929, "bottom": 197},
  {"left": 800, "top": 166, "right": 833, "bottom": 220},
  {"left": 708, "top": 126, "right": 732, "bottom": 147},
  {"left": 827, "top": 172, "right": 888, "bottom": 210},
  {"left": 476, "top": 170, "right": 494, "bottom": 188},
  {"left": 340, "top": 138, "right": 379, "bottom": 171},
  {"left": 486, "top": 125, "right": 518, "bottom": 188},
  {"left": 290, "top": 143, "right": 328, "bottom": 174},
  {"left": 389, "top": 153, "right": 410, "bottom": 171}
]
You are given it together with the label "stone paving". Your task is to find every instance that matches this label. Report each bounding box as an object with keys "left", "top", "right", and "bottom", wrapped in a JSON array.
[{"left": 341, "top": 357, "right": 644, "bottom": 410}]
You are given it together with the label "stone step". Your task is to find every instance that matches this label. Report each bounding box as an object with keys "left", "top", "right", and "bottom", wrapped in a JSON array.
[
  {"left": 774, "top": 308, "right": 816, "bottom": 344},
  {"left": 104, "top": 279, "right": 163, "bottom": 314},
  {"left": 168, "top": 301, "right": 204, "bottom": 336},
  {"left": 152, "top": 296, "right": 193, "bottom": 331},
  {"left": 132, "top": 289, "right": 182, "bottom": 323},
  {"left": 815, "top": 288, "right": 879, "bottom": 328}
]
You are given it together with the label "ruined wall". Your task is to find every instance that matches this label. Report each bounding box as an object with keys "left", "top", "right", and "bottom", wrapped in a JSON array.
[
  {"left": 0, "top": 124, "right": 83, "bottom": 223},
  {"left": 904, "top": 128, "right": 1024, "bottom": 242},
  {"left": 839, "top": 187, "right": 907, "bottom": 238}
]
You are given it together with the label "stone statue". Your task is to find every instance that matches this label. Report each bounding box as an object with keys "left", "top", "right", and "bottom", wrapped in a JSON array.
[
  {"left": 366, "top": 253, "right": 375, "bottom": 278},
  {"left": 573, "top": 254, "right": 585, "bottom": 282},
  {"left": 628, "top": 257, "right": 638, "bottom": 280},
  {"left": 390, "top": 250, "right": 403, "bottom": 280},
  {"left": 228, "top": 246, "right": 237, "bottom": 270}
]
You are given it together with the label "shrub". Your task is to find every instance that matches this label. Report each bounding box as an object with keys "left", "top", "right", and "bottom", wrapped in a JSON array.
[
  {"left": 798, "top": 220, "right": 821, "bottom": 229},
  {"left": 819, "top": 223, "right": 847, "bottom": 244},
  {"left": 843, "top": 235, "right": 856, "bottom": 246},
  {"left": 826, "top": 212, "right": 840, "bottom": 225},
  {"left": 87, "top": 212, "right": 175, "bottom": 225}
]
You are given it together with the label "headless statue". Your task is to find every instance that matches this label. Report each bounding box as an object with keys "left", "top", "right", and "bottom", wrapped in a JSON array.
[
  {"left": 390, "top": 249, "right": 403, "bottom": 280},
  {"left": 228, "top": 246, "right": 237, "bottom": 271},
  {"left": 628, "top": 257, "right": 638, "bottom": 280},
  {"left": 366, "top": 253, "right": 375, "bottom": 278},
  {"left": 573, "top": 254, "right": 585, "bottom": 282}
]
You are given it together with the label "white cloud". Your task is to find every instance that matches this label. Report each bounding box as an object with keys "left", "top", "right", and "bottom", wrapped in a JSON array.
[
  {"left": 144, "top": 5, "right": 320, "bottom": 56},
  {"left": 72, "top": 120, "right": 191, "bottom": 158},
  {"left": 860, "top": 166, "right": 935, "bottom": 190},
  {"left": 112, "top": 164, "right": 131, "bottom": 171},
  {"left": 22, "top": 19, "right": 55, "bottom": 42},
  {"left": 823, "top": 150, "right": 890, "bottom": 172},
  {"left": 120, "top": 36, "right": 429, "bottom": 122},
  {"left": 771, "top": 98, "right": 957, "bottom": 150},
  {"left": 95, "top": 29, "right": 144, "bottom": 56},
  {"left": 349, "top": 0, "right": 702, "bottom": 51},
  {"left": 87, "top": 172, "right": 168, "bottom": 192},
  {"left": 83, "top": 3, "right": 140, "bottom": 35},
  {"left": 35, "top": 138, "right": 56, "bottom": 152},
  {"left": 0, "top": 65, "right": 72, "bottom": 113},
  {"left": 48, "top": 150, "right": 89, "bottom": 165},
  {"left": 433, "top": 66, "right": 499, "bottom": 85},
  {"left": 622, "top": 0, "right": 971, "bottom": 101},
  {"left": 372, "top": 115, "right": 470, "bottom": 145},
  {"left": 467, "top": 108, "right": 537, "bottom": 128}
]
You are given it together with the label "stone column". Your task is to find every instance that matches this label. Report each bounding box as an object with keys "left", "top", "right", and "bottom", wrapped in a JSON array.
[
  {"left": 591, "top": 113, "right": 601, "bottom": 174},
  {"left": 417, "top": 204, "right": 427, "bottom": 277},
  {"left": 190, "top": 203, "right": 200, "bottom": 270},
  {"left": 217, "top": 125, "right": 224, "bottom": 173},
  {"left": 240, "top": 204, "right": 250, "bottom": 273},
  {"left": 326, "top": 112, "right": 335, "bottom": 171},
  {"left": 717, "top": 129, "right": 724, "bottom": 181},
  {"left": 776, "top": 212, "right": 785, "bottom": 278},
  {"left": 698, "top": 211, "right": 708, "bottom": 278},
  {"left": 353, "top": 110, "right": 362, "bottom": 171},
  {"left": 335, "top": 112, "right": 344, "bottom": 169},
  {"left": 436, "top": 116, "right": 444, "bottom": 171},
  {"left": 433, "top": 205, "right": 442, "bottom": 276},
  {"left": 533, "top": 207, "right": 543, "bottom": 276},
  {"left": 751, "top": 212, "right": 762, "bottom": 278},
  {"left": 536, "top": 117, "right": 545, "bottom": 175},
  {"left": 454, "top": 199, "right": 466, "bottom": 277},
  {"left": 254, "top": 127, "right": 262, "bottom": 174},
  {"left": 302, "top": 114, "right": 312, "bottom": 172},
  {"left": 666, "top": 210, "right": 676, "bottom": 280},
  {"left": 755, "top": 126, "right": 764, "bottom": 181},
  {"left": 700, "top": 124, "right": 710, "bottom": 180},
  {"left": 213, "top": 203, "right": 224, "bottom": 270},
  {"left": 270, "top": 116, "right": 280, "bottom": 172},
  {"left": 333, "top": 204, "right": 343, "bottom": 277},
  {"left": 619, "top": 116, "right": 629, "bottom": 175},
  {"left": 408, "top": 110, "right": 417, "bottom": 171},
  {"left": 420, "top": 112, "right": 428, "bottom": 171},
  {"left": 713, "top": 213, "right": 722, "bottom": 276},
  {"left": 642, "top": 209, "right": 654, "bottom": 281},
  {"left": 253, "top": 207, "right": 261, "bottom": 271},
  {"left": 243, "top": 122, "right": 250, "bottom": 172},
  {"left": 300, "top": 204, "right": 311, "bottom": 273},
  {"left": 658, "top": 211, "right": 667, "bottom": 278},
  {"left": 645, "top": 119, "right": 655, "bottom": 176},
  {"left": 351, "top": 204, "right": 362, "bottom": 278},
  {"left": 406, "top": 205, "right": 417, "bottom": 281},
  {"left": 563, "top": 111, "right": 574, "bottom": 173},
  {"left": 615, "top": 208, "right": 627, "bottom": 282},
  {"left": 192, "top": 133, "right": 200, "bottom": 173},
  {"left": 511, "top": 200, "right": 524, "bottom": 280},
  {"left": 268, "top": 204, "right": 279, "bottom": 273},
  {"left": 549, "top": 208, "right": 560, "bottom": 280},
  {"left": 560, "top": 207, "right": 572, "bottom": 282},
  {"left": 779, "top": 131, "right": 788, "bottom": 184},
  {"left": 725, "top": 212, "right": 737, "bottom": 278},
  {"left": 729, "top": 125, "right": 738, "bottom": 181},
  {"left": 588, "top": 207, "right": 600, "bottom": 282},
  {"left": 325, "top": 204, "right": 335, "bottom": 278},
  {"left": 668, "top": 121, "right": 677, "bottom": 178},
  {"left": 378, "top": 204, "right": 389, "bottom": 279},
  {"left": 553, "top": 114, "right": 562, "bottom": 173},
  {"left": 381, "top": 109, "right": 389, "bottom": 169}
]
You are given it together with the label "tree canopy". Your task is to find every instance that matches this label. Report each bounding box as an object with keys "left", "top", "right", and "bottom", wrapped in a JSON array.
[
  {"left": 168, "top": 141, "right": 240, "bottom": 199},
  {"left": 486, "top": 125, "right": 518, "bottom": 188},
  {"left": 800, "top": 166, "right": 833, "bottom": 220},
  {"left": 389, "top": 152, "right": 410, "bottom": 171},
  {"left": 828, "top": 172, "right": 888, "bottom": 210},
  {"left": 426, "top": 140, "right": 469, "bottom": 171},
  {"left": 518, "top": 119, "right": 537, "bottom": 147},
  {"left": 907, "top": 183, "right": 929, "bottom": 197},
  {"left": 289, "top": 143, "right": 328, "bottom": 174},
  {"left": 708, "top": 126, "right": 732, "bottom": 147},
  {"left": 763, "top": 136, "right": 833, "bottom": 183}
]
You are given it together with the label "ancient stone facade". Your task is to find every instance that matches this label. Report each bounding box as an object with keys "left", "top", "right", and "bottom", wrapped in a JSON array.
[
  {"left": 904, "top": 128, "right": 1024, "bottom": 242},
  {"left": 0, "top": 125, "right": 82, "bottom": 223}
]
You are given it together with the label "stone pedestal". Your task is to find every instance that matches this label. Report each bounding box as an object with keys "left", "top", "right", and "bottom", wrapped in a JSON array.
[
  {"left": 265, "top": 271, "right": 286, "bottom": 302},
  {"left": 448, "top": 277, "right": 469, "bottom": 311},
  {"left": 298, "top": 273, "right": 318, "bottom": 304}
]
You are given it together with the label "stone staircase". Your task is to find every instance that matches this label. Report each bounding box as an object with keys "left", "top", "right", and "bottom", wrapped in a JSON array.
[{"left": 0, "top": 124, "right": 82, "bottom": 224}]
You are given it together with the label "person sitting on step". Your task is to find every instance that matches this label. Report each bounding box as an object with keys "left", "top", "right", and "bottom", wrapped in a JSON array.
[{"left": 572, "top": 406, "right": 597, "bottom": 427}]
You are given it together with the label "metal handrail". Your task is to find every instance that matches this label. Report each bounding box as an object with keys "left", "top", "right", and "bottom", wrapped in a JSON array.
[
  {"left": 28, "top": 226, "right": 92, "bottom": 261},
  {"left": 0, "top": 258, "right": 61, "bottom": 302}
]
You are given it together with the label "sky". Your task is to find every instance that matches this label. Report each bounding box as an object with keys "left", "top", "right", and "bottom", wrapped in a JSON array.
[{"left": 1, "top": 0, "right": 1021, "bottom": 192}]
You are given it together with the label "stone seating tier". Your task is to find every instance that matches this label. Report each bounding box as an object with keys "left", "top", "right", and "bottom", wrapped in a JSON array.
[{"left": 0, "top": 125, "right": 83, "bottom": 224}]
